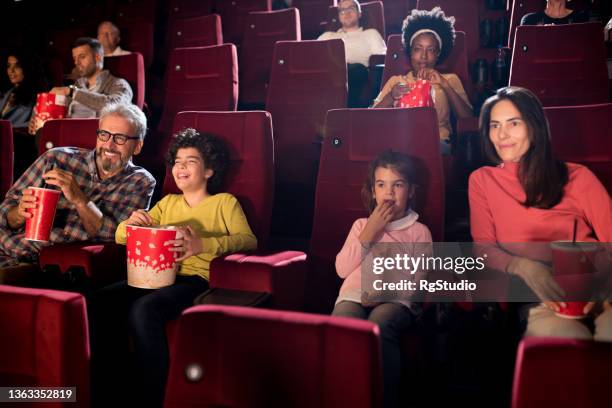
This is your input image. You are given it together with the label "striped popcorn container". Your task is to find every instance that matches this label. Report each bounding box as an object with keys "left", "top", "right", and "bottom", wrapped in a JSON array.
[{"left": 126, "top": 225, "right": 181, "bottom": 289}]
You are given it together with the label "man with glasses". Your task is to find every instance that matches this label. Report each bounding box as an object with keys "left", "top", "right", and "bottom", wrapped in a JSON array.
[
  {"left": 318, "top": 0, "right": 386, "bottom": 107},
  {"left": 0, "top": 103, "right": 155, "bottom": 271}
]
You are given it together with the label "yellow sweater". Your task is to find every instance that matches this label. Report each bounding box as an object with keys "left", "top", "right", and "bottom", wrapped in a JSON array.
[{"left": 115, "top": 193, "right": 257, "bottom": 280}]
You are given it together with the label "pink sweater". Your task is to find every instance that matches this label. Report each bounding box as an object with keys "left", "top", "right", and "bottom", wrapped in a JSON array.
[
  {"left": 469, "top": 162, "right": 611, "bottom": 272},
  {"left": 335, "top": 210, "right": 433, "bottom": 305}
]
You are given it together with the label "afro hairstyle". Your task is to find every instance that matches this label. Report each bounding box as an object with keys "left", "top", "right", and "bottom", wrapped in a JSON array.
[{"left": 401, "top": 6, "right": 456, "bottom": 65}]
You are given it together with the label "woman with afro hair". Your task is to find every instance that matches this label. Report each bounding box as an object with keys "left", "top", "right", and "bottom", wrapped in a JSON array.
[{"left": 373, "top": 7, "right": 473, "bottom": 153}]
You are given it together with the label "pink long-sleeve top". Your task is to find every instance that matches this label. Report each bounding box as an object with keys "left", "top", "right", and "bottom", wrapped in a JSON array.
[
  {"left": 335, "top": 210, "right": 433, "bottom": 305},
  {"left": 469, "top": 161, "right": 612, "bottom": 272}
]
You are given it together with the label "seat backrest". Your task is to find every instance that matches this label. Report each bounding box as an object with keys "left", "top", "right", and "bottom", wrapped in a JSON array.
[
  {"left": 121, "top": 21, "right": 155, "bottom": 69},
  {"left": 240, "top": 8, "right": 301, "bottom": 107},
  {"left": 0, "top": 121, "right": 13, "bottom": 199},
  {"left": 308, "top": 107, "right": 443, "bottom": 312},
  {"left": 0, "top": 285, "right": 89, "bottom": 402},
  {"left": 325, "top": 1, "right": 386, "bottom": 39},
  {"left": 164, "top": 111, "right": 274, "bottom": 249},
  {"left": 157, "top": 44, "right": 238, "bottom": 137},
  {"left": 508, "top": 0, "right": 542, "bottom": 48},
  {"left": 215, "top": 0, "right": 272, "bottom": 47},
  {"left": 416, "top": 0, "right": 480, "bottom": 60},
  {"left": 380, "top": 0, "right": 416, "bottom": 36},
  {"left": 291, "top": 0, "right": 338, "bottom": 39},
  {"left": 512, "top": 337, "right": 612, "bottom": 408},
  {"left": 381, "top": 32, "right": 472, "bottom": 102},
  {"left": 266, "top": 39, "right": 347, "bottom": 187},
  {"left": 169, "top": 14, "right": 223, "bottom": 50},
  {"left": 165, "top": 305, "right": 381, "bottom": 408},
  {"left": 510, "top": 22, "right": 609, "bottom": 106},
  {"left": 38, "top": 118, "right": 99, "bottom": 156},
  {"left": 545, "top": 103, "right": 612, "bottom": 194},
  {"left": 104, "top": 52, "right": 146, "bottom": 109}
]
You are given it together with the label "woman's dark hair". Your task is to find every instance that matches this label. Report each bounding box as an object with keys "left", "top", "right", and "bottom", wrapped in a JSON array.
[
  {"left": 165, "top": 128, "right": 231, "bottom": 194},
  {"left": 401, "top": 7, "right": 456, "bottom": 65},
  {"left": 479, "top": 86, "right": 568, "bottom": 209},
  {"left": 3, "top": 51, "right": 47, "bottom": 106},
  {"left": 361, "top": 150, "right": 417, "bottom": 213}
]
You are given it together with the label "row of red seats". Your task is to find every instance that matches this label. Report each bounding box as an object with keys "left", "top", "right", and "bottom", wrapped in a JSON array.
[
  {"left": 1, "top": 284, "right": 610, "bottom": 408},
  {"left": 1, "top": 99, "right": 610, "bottom": 308}
]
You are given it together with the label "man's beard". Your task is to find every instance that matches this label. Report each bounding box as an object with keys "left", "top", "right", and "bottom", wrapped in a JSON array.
[{"left": 97, "top": 148, "right": 125, "bottom": 173}]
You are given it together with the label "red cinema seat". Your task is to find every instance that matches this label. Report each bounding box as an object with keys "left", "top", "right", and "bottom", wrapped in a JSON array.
[
  {"left": 164, "top": 305, "right": 382, "bottom": 408},
  {"left": 509, "top": 22, "right": 609, "bottom": 106},
  {"left": 154, "top": 44, "right": 238, "bottom": 154},
  {"left": 38, "top": 118, "right": 99, "bottom": 156},
  {"left": 381, "top": 31, "right": 472, "bottom": 100},
  {"left": 545, "top": 103, "right": 612, "bottom": 194},
  {"left": 308, "top": 107, "right": 444, "bottom": 312},
  {"left": 291, "top": 0, "right": 337, "bottom": 39},
  {"left": 512, "top": 337, "right": 612, "bottom": 408},
  {"left": 169, "top": 14, "right": 223, "bottom": 50},
  {"left": 508, "top": 0, "right": 597, "bottom": 48},
  {"left": 266, "top": 39, "right": 347, "bottom": 236},
  {"left": 0, "top": 120, "right": 13, "bottom": 199},
  {"left": 104, "top": 52, "right": 146, "bottom": 109},
  {"left": 215, "top": 0, "right": 272, "bottom": 47},
  {"left": 380, "top": 0, "right": 416, "bottom": 35},
  {"left": 0, "top": 285, "right": 90, "bottom": 407},
  {"left": 325, "top": 0, "right": 385, "bottom": 39},
  {"left": 417, "top": 0, "right": 480, "bottom": 60},
  {"left": 508, "top": 0, "right": 541, "bottom": 48},
  {"left": 121, "top": 21, "right": 155, "bottom": 69},
  {"left": 239, "top": 8, "right": 301, "bottom": 108}
]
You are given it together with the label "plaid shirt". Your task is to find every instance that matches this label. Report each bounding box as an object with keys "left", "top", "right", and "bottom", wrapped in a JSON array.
[{"left": 0, "top": 147, "right": 155, "bottom": 267}]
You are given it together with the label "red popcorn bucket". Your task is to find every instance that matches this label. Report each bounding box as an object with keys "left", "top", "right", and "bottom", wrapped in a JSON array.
[
  {"left": 126, "top": 225, "right": 181, "bottom": 289},
  {"left": 551, "top": 241, "right": 598, "bottom": 319},
  {"left": 24, "top": 187, "right": 61, "bottom": 242},
  {"left": 398, "top": 79, "right": 435, "bottom": 108},
  {"left": 34, "top": 92, "right": 68, "bottom": 132}
]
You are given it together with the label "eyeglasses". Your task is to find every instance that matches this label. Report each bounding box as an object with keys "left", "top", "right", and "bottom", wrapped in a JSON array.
[
  {"left": 338, "top": 6, "right": 358, "bottom": 14},
  {"left": 96, "top": 129, "right": 140, "bottom": 145}
]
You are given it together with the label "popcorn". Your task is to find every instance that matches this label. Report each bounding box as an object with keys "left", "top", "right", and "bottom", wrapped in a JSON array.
[{"left": 398, "top": 79, "right": 435, "bottom": 108}]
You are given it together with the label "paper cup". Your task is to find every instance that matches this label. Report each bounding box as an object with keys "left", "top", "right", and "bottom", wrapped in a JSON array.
[
  {"left": 126, "top": 225, "right": 181, "bottom": 289},
  {"left": 24, "top": 187, "right": 61, "bottom": 242},
  {"left": 34, "top": 93, "right": 68, "bottom": 132},
  {"left": 551, "top": 241, "right": 598, "bottom": 319}
]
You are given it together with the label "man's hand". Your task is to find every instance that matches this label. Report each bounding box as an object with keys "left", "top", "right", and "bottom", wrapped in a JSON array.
[
  {"left": 49, "top": 87, "right": 70, "bottom": 96},
  {"left": 43, "top": 168, "right": 87, "bottom": 206}
]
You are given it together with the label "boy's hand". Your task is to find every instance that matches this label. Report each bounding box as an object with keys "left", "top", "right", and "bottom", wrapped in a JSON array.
[
  {"left": 126, "top": 209, "right": 153, "bottom": 226},
  {"left": 167, "top": 226, "right": 203, "bottom": 261}
]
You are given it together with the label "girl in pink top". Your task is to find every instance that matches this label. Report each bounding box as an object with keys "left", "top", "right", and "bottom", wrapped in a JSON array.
[
  {"left": 469, "top": 86, "right": 612, "bottom": 341},
  {"left": 333, "top": 150, "right": 432, "bottom": 408}
]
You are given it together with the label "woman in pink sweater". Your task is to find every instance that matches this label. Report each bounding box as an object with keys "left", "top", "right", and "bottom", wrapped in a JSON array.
[
  {"left": 469, "top": 86, "right": 612, "bottom": 341},
  {"left": 333, "top": 150, "right": 432, "bottom": 408}
]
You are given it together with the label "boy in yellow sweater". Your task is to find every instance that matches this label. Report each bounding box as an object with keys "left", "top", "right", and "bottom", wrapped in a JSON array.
[{"left": 89, "top": 129, "right": 257, "bottom": 407}]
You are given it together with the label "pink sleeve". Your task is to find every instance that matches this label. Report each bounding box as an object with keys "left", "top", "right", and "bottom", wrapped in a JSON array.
[
  {"left": 577, "top": 167, "right": 612, "bottom": 242},
  {"left": 468, "top": 170, "right": 514, "bottom": 272},
  {"left": 335, "top": 219, "right": 367, "bottom": 279}
]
